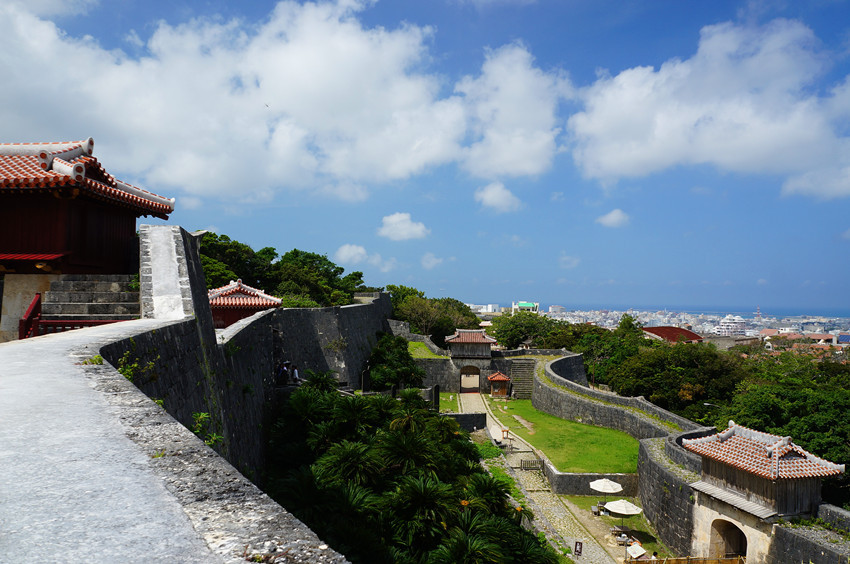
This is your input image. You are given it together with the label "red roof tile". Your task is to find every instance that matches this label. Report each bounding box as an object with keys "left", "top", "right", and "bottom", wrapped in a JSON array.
[
  {"left": 444, "top": 329, "right": 497, "bottom": 344},
  {"left": 487, "top": 371, "right": 510, "bottom": 381},
  {"left": 0, "top": 252, "right": 67, "bottom": 261},
  {"left": 682, "top": 421, "right": 845, "bottom": 480},
  {"left": 643, "top": 326, "right": 703, "bottom": 343},
  {"left": 208, "top": 279, "right": 282, "bottom": 309},
  {"left": 0, "top": 138, "right": 174, "bottom": 218}
]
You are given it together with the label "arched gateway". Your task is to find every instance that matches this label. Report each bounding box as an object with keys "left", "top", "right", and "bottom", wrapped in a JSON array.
[
  {"left": 460, "top": 366, "right": 480, "bottom": 393},
  {"left": 710, "top": 519, "right": 747, "bottom": 558},
  {"left": 683, "top": 421, "right": 845, "bottom": 562}
]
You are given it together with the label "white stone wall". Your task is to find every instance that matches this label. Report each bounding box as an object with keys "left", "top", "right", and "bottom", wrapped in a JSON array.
[{"left": 691, "top": 492, "right": 773, "bottom": 562}]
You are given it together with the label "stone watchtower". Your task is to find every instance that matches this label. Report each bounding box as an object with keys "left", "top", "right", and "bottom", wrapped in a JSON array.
[{"left": 682, "top": 421, "right": 845, "bottom": 561}]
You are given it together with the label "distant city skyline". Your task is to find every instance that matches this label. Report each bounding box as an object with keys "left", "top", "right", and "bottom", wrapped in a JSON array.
[{"left": 2, "top": 0, "right": 848, "bottom": 312}]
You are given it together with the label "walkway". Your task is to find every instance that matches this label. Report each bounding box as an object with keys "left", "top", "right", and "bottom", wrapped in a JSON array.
[
  {"left": 0, "top": 323, "right": 345, "bottom": 563},
  {"left": 459, "top": 392, "right": 618, "bottom": 564}
]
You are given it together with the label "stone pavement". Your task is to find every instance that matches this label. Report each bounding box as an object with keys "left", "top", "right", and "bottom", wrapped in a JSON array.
[
  {"left": 459, "top": 392, "right": 618, "bottom": 564},
  {"left": 0, "top": 322, "right": 219, "bottom": 563},
  {"left": 0, "top": 322, "right": 346, "bottom": 563}
]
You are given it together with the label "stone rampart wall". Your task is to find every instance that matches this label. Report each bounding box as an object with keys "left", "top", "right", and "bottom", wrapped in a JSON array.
[
  {"left": 536, "top": 359, "right": 700, "bottom": 434},
  {"left": 494, "top": 348, "right": 566, "bottom": 357},
  {"left": 533, "top": 372, "right": 672, "bottom": 440},
  {"left": 272, "top": 296, "right": 391, "bottom": 390},
  {"left": 819, "top": 504, "right": 850, "bottom": 533},
  {"left": 529, "top": 355, "right": 711, "bottom": 556},
  {"left": 542, "top": 463, "right": 639, "bottom": 497},
  {"left": 387, "top": 319, "right": 447, "bottom": 355},
  {"left": 417, "top": 357, "right": 522, "bottom": 393},
  {"left": 638, "top": 439, "right": 698, "bottom": 556},
  {"left": 667, "top": 429, "right": 714, "bottom": 474},
  {"left": 546, "top": 353, "right": 588, "bottom": 386},
  {"left": 443, "top": 413, "right": 487, "bottom": 433},
  {"left": 102, "top": 226, "right": 393, "bottom": 484},
  {"left": 767, "top": 526, "right": 850, "bottom": 564}
]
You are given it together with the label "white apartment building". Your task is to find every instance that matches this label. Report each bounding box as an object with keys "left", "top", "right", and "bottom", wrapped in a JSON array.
[
  {"left": 714, "top": 314, "right": 747, "bottom": 336},
  {"left": 465, "top": 303, "right": 501, "bottom": 314},
  {"left": 511, "top": 301, "right": 540, "bottom": 314}
]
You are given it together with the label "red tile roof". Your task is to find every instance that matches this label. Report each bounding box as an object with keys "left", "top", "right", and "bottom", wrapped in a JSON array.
[
  {"left": 208, "top": 279, "right": 282, "bottom": 309},
  {"left": 682, "top": 421, "right": 845, "bottom": 480},
  {"left": 0, "top": 138, "right": 174, "bottom": 218},
  {"left": 0, "top": 253, "right": 68, "bottom": 261},
  {"left": 487, "top": 371, "right": 510, "bottom": 382},
  {"left": 643, "top": 326, "right": 704, "bottom": 343},
  {"left": 444, "top": 329, "right": 497, "bottom": 344}
]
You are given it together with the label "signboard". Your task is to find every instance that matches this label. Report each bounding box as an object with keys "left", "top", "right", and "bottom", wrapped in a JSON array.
[{"left": 574, "top": 541, "right": 582, "bottom": 556}]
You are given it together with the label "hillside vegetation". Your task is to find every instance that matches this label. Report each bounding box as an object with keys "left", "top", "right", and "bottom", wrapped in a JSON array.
[
  {"left": 266, "top": 375, "right": 559, "bottom": 563},
  {"left": 490, "top": 312, "right": 850, "bottom": 507}
]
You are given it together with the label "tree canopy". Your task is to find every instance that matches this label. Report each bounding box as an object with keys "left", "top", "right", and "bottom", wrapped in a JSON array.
[
  {"left": 387, "top": 285, "right": 479, "bottom": 348},
  {"left": 266, "top": 387, "right": 558, "bottom": 563},
  {"left": 199, "top": 232, "right": 366, "bottom": 307},
  {"left": 365, "top": 333, "right": 425, "bottom": 391}
]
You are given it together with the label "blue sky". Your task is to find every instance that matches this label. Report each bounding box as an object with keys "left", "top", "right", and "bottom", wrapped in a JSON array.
[{"left": 2, "top": 0, "right": 849, "bottom": 313}]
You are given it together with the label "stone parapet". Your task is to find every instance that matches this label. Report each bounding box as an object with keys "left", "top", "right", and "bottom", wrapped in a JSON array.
[
  {"left": 768, "top": 525, "right": 850, "bottom": 564},
  {"left": 542, "top": 463, "right": 639, "bottom": 497},
  {"left": 638, "top": 438, "right": 699, "bottom": 556},
  {"left": 818, "top": 503, "right": 850, "bottom": 534}
]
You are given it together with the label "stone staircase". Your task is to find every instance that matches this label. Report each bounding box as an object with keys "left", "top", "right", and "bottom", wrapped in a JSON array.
[
  {"left": 41, "top": 274, "right": 140, "bottom": 321},
  {"left": 510, "top": 358, "right": 536, "bottom": 399}
]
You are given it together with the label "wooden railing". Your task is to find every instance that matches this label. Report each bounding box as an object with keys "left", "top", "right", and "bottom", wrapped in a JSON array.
[
  {"left": 18, "top": 293, "right": 42, "bottom": 340},
  {"left": 18, "top": 293, "right": 124, "bottom": 339}
]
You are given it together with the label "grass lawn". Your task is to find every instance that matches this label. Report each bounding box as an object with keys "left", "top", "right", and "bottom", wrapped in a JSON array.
[
  {"left": 407, "top": 341, "right": 444, "bottom": 359},
  {"left": 485, "top": 397, "right": 638, "bottom": 473},
  {"left": 439, "top": 392, "right": 459, "bottom": 413},
  {"left": 563, "top": 495, "right": 672, "bottom": 559}
]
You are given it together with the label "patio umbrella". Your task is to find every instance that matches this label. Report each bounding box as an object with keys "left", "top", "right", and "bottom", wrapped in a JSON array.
[
  {"left": 604, "top": 499, "right": 642, "bottom": 527},
  {"left": 589, "top": 478, "right": 623, "bottom": 502}
]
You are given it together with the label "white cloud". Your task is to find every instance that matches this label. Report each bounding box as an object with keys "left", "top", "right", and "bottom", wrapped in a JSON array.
[
  {"left": 368, "top": 254, "right": 397, "bottom": 273},
  {"left": 569, "top": 19, "right": 850, "bottom": 198},
  {"left": 334, "top": 244, "right": 396, "bottom": 272},
  {"left": 6, "top": 0, "right": 97, "bottom": 17},
  {"left": 334, "top": 244, "right": 368, "bottom": 264},
  {"left": 0, "top": 1, "right": 575, "bottom": 207},
  {"left": 474, "top": 182, "right": 522, "bottom": 212},
  {"left": 841, "top": 228, "right": 850, "bottom": 240},
  {"left": 457, "top": 43, "right": 572, "bottom": 178},
  {"left": 595, "top": 208, "right": 630, "bottom": 228},
  {"left": 0, "top": 2, "right": 466, "bottom": 201},
  {"left": 757, "top": 278, "right": 768, "bottom": 285},
  {"left": 559, "top": 253, "right": 580, "bottom": 269},
  {"left": 377, "top": 212, "right": 430, "bottom": 241},
  {"left": 421, "top": 252, "right": 443, "bottom": 270}
]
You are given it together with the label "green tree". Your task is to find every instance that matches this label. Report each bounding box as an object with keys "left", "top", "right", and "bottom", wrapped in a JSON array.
[
  {"left": 385, "top": 284, "right": 425, "bottom": 316},
  {"left": 199, "top": 232, "right": 366, "bottom": 306},
  {"left": 488, "top": 311, "right": 554, "bottom": 349},
  {"left": 366, "top": 333, "right": 425, "bottom": 391}
]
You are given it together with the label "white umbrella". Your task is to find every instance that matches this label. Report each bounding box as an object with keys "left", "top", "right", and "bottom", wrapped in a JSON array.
[
  {"left": 604, "top": 499, "right": 642, "bottom": 527},
  {"left": 589, "top": 478, "right": 623, "bottom": 502},
  {"left": 627, "top": 544, "right": 646, "bottom": 560}
]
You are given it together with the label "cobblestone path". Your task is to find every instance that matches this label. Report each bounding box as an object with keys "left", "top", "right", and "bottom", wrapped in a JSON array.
[{"left": 459, "top": 393, "right": 618, "bottom": 564}]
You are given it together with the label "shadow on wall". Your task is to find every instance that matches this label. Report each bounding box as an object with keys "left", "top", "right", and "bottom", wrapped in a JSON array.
[{"left": 101, "top": 225, "right": 393, "bottom": 488}]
